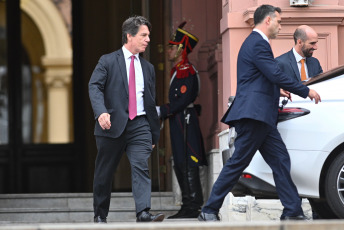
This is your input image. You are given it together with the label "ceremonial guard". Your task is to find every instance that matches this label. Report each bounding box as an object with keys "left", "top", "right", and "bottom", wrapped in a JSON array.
[{"left": 157, "top": 22, "right": 207, "bottom": 219}]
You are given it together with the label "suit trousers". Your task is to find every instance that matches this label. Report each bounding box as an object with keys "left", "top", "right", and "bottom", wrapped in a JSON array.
[
  {"left": 93, "top": 116, "right": 153, "bottom": 218},
  {"left": 202, "top": 118, "right": 303, "bottom": 218}
]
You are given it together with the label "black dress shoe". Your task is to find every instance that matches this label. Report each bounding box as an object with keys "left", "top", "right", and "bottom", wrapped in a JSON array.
[
  {"left": 168, "top": 208, "right": 200, "bottom": 219},
  {"left": 94, "top": 216, "right": 107, "bottom": 223},
  {"left": 198, "top": 212, "right": 220, "bottom": 221},
  {"left": 280, "top": 214, "right": 307, "bottom": 221},
  {"left": 136, "top": 211, "right": 165, "bottom": 222},
  {"left": 167, "top": 209, "right": 187, "bottom": 219}
]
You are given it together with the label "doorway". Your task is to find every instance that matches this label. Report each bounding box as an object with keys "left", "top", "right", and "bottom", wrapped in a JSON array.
[
  {"left": 0, "top": 0, "right": 78, "bottom": 193},
  {"left": 1, "top": 0, "right": 172, "bottom": 193}
]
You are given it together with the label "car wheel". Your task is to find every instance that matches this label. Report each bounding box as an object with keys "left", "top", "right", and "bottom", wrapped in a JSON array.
[
  {"left": 308, "top": 198, "right": 338, "bottom": 219},
  {"left": 324, "top": 151, "right": 344, "bottom": 218}
]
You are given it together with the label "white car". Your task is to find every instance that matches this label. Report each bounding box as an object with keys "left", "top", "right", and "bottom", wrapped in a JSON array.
[{"left": 230, "top": 72, "right": 344, "bottom": 219}]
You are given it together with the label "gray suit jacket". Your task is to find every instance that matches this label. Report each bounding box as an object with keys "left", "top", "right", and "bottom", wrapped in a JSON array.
[
  {"left": 88, "top": 48, "right": 160, "bottom": 144},
  {"left": 275, "top": 49, "right": 323, "bottom": 82}
]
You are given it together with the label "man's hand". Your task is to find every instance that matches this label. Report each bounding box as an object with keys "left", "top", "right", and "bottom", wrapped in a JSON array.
[
  {"left": 308, "top": 89, "right": 321, "bottom": 104},
  {"left": 98, "top": 113, "right": 111, "bottom": 130},
  {"left": 280, "top": 89, "right": 292, "bottom": 101}
]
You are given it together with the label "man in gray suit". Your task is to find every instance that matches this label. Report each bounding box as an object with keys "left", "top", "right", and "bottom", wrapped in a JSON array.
[
  {"left": 89, "top": 16, "right": 164, "bottom": 223},
  {"left": 276, "top": 25, "right": 323, "bottom": 82}
]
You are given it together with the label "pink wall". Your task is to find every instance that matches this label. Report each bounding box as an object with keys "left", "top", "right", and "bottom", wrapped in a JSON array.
[
  {"left": 170, "top": 0, "right": 222, "bottom": 151},
  {"left": 171, "top": 0, "right": 344, "bottom": 152},
  {"left": 220, "top": 0, "right": 344, "bottom": 139}
]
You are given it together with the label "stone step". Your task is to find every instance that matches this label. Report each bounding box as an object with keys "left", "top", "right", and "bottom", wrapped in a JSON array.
[
  {"left": 0, "top": 192, "right": 177, "bottom": 209},
  {"left": 0, "top": 209, "right": 178, "bottom": 223},
  {"left": 0, "top": 192, "right": 180, "bottom": 224}
]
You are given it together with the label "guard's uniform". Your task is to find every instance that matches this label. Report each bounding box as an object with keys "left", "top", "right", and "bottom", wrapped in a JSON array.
[
  {"left": 159, "top": 23, "right": 207, "bottom": 218},
  {"left": 160, "top": 62, "right": 207, "bottom": 168},
  {"left": 160, "top": 59, "right": 206, "bottom": 218}
]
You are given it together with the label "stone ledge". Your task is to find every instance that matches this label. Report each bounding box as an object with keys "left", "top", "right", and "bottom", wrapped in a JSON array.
[{"left": 1, "top": 220, "right": 344, "bottom": 230}]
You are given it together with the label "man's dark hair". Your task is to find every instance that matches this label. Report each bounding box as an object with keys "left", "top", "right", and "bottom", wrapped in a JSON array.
[
  {"left": 122, "top": 16, "right": 152, "bottom": 45},
  {"left": 293, "top": 27, "right": 308, "bottom": 44},
  {"left": 254, "top": 4, "right": 281, "bottom": 26}
]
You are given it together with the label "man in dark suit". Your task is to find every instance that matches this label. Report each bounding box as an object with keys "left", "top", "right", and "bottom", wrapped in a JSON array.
[
  {"left": 89, "top": 16, "right": 164, "bottom": 223},
  {"left": 276, "top": 25, "right": 323, "bottom": 219},
  {"left": 198, "top": 5, "right": 321, "bottom": 222},
  {"left": 276, "top": 25, "right": 323, "bottom": 82}
]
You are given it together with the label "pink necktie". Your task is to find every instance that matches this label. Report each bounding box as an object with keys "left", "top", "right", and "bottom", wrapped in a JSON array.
[{"left": 128, "top": 55, "right": 137, "bottom": 120}]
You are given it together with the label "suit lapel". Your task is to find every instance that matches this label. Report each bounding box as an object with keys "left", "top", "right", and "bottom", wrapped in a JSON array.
[
  {"left": 139, "top": 56, "right": 149, "bottom": 93},
  {"left": 306, "top": 58, "right": 314, "bottom": 77},
  {"left": 116, "top": 49, "right": 129, "bottom": 95},
  {"left": 288, "top": 50, "right": 300, "bottom": 81}
]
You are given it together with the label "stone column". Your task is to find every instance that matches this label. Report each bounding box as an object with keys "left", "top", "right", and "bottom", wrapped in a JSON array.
[{"left": 42, "top": 56, "right": 72, "bottom": 143}]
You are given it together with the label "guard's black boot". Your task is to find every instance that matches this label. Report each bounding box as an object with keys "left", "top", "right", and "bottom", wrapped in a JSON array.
[
  {"left": 167, "top": 165, "right": 190, "bottom": 219},
  {"left": 180, "top": 208, "right": 201, "bottom": 218},
  {"left": 174, "top": 166, "right": 203, "bottom": 218},
  {"left": 174, "top": 164, "right": 192, "bottom": 206},
  {"left": 167, "top": 208, "right": 188, "bottom": 219},
  {"left": 186, "top": 166, "right": 203, "bottom": 211},
  {"left": 169, "top": 165, "right": 203, "bottom": 219},
  {"left": 94, "top": 216, "right": 107, "bottom": 223}
]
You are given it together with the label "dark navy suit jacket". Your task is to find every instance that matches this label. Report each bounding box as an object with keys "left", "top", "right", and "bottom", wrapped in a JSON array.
[
  {"left": 89, "top": 49, "right": 160, "bottom": 144},
  {"left": 222, "top": 31, "right": 310, "bottom": 127},
  {"left": 275, "top": 49, "right": 323, "bottom": 82}
]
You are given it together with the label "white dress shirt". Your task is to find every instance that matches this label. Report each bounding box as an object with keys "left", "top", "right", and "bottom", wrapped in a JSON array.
[
  {"left": 253, "top": 28, "right": 269, "bottom": 43},
  {"left": 122, "top": 46, "right": 145, "bottom": 116},
  {"left": 292, "top": 47, "right": 309, "bottom": 79}
]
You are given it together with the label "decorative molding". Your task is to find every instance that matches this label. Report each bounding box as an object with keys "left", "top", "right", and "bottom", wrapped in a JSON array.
[
  {"left": 41, "top": 56, "right": 72, "bottom": 67},
  {"left": 243, "top": 6, "right": 344, "bottom": 27},
  {"left": 42, "top": 56, "right": 72, "bottom": 88},
  {"left": 197, "top": 40, "right": 222, "bottom": 73},
  {"left": 21, "top": 0, "right": 72, "bottom": 58},
  {"left": 45, "top": 73, "right": 71, "bottom": 88}
]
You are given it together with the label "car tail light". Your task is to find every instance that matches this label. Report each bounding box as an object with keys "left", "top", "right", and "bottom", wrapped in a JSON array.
[
  {"left": 278, "top": 107, "right": 310, "bottom": 122},
  {"left": 242, "top": 174, "right": 252, "bottom": 179}
]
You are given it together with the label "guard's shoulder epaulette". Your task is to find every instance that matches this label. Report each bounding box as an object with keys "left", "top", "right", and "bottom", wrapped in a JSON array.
[{"left": 175, "top": 62, "right": 195, "bottom": 79}]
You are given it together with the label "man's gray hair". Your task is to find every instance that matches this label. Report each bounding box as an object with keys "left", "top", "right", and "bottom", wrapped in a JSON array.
[{"left": 122, "top": 16, "right": 152, "bottom": 45}]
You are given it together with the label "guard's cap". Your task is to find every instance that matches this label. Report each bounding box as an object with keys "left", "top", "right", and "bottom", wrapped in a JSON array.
[{"left": 169, "top": 22, "right": 198, "bottom": 54}]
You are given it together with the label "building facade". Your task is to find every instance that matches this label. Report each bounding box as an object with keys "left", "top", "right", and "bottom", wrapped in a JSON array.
[{"left": 0, "top": 0, "right": 343, "bottom": 194}]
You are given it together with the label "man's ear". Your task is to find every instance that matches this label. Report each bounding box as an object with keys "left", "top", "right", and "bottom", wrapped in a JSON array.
[
  {"left": 266, "top": 16, "right": 271, "bottom": 25},
  {"left": 127, "top": 33, "right": 132, "bottom": 42}
]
